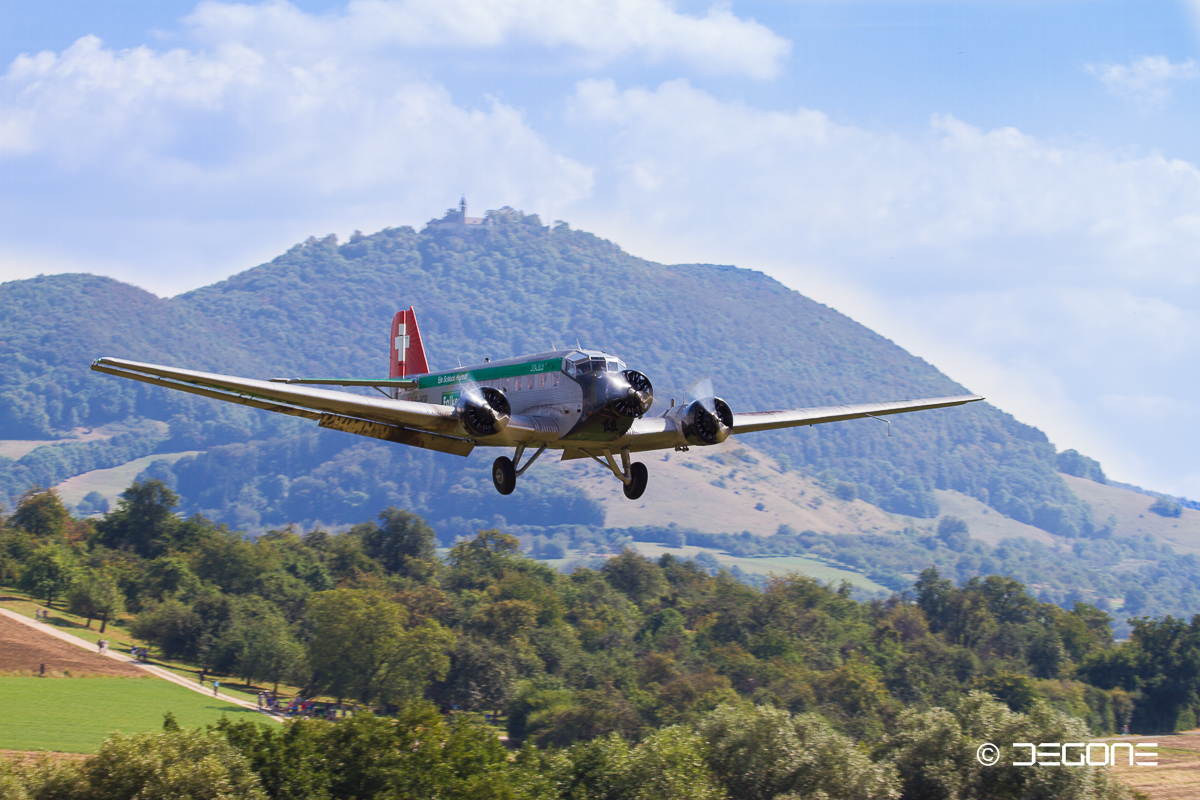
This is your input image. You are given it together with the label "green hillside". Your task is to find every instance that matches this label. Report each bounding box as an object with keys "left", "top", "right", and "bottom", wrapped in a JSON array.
[{"left": 1, "top": 209, "right": 1084, "bottom": 535}]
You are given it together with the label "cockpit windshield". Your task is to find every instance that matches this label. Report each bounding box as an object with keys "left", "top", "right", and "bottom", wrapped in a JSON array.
[{"left": 564, "top": 352, "right": 626, "bottom": 377}]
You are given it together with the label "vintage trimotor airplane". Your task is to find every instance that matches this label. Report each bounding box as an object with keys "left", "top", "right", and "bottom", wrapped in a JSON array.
[{"left": 92, "top": 307, "right": 983, "bottom": 500}]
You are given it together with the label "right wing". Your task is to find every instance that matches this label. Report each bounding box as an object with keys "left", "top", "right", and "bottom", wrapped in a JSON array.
[
  {"left": 732, "top": 394, "right": 984, "bottom": 434},
  {"left": 91, "top": 357, "right": 476, "bottom": 455},
  {"left": 560, "top": 393, "right": 983, "bottom": 460}
]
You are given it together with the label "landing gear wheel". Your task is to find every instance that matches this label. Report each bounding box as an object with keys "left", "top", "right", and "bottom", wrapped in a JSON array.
[
  {"left": 492, "top": 456, "right": 517, "bottom": 495},
  {"left": 623, "top": 462, "right": 648, "bottom": 500}
]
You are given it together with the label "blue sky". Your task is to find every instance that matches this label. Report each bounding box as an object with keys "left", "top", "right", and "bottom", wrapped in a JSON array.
[{"left": 2, "top": 1, "right": 1198, "bottom": 498}]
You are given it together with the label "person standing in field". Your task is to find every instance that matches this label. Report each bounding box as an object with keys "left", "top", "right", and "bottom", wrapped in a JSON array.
[{"left": 213, "top": 680, "right": 220, "bottom": 697}]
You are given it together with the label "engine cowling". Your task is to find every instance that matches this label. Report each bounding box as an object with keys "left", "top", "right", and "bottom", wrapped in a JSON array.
[
  {"left": 457, "top": 387, "right": 511, "bottom": 437},
  {"left": 609, "top": 369, "right": 654, "bottom": 418},
  {"left": 682, "top": 397, "right": 733, "bottom": 446}
]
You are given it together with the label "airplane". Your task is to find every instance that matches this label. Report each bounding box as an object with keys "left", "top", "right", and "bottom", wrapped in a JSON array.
[{"left": 92, "top": 307, "right": 983, "bottom": 501}]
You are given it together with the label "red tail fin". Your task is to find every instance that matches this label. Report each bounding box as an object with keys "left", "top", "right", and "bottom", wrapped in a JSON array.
[{"left": 389, "top": 307, "right": 430, "bottom": 378}]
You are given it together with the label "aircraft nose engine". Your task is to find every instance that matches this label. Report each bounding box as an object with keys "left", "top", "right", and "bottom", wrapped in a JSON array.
[
  {"left": 682, "top": 397, "right": 734, "bottom": 446},
  {"left": 457, "top": 386, "right": 511, "bottom": 437},
  {"left": 607, "top": 369, "right": 654, "bottom": 418}
]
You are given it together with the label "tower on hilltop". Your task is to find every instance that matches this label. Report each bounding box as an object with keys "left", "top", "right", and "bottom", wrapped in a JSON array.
[{"left": 437, "top": 196, "right": 489, "bottom": 227}]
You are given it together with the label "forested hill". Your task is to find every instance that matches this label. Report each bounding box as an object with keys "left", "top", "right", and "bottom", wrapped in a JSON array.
[{"left": 1, "top": 208, "right": 1084, "bottom": 535}]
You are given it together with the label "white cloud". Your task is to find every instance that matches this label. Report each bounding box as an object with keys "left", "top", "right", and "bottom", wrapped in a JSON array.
[
  {"left": 569, "top": 78, "right": 1200, "bottom": 286},
  {"left": 1085, "top": 55, "right": 1198, "bottom": 107},
  {"left": 185, "top": 0, "right": 790, "bottom": 78},
  {"left": 0, "top": 27, "right": 593, "bottom": 292}
]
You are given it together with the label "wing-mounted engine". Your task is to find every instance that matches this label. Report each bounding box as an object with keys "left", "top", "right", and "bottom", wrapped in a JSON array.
[
  {"left": 682, "top": 397, "right": 734, "bottom": 445},
  {"left": 678, "top": 378, "right": 733, "bottom": 446},
  {"left": 458, "top": 386, "right": 511, "bottom": 437}
]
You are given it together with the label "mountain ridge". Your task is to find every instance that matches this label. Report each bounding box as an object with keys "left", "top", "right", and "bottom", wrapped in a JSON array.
[{"left": 1, "top": 209, "right": 1087, "bottom": 538}]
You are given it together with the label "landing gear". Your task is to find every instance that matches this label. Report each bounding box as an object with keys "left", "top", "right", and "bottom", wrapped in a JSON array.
[
  {"left": 623, "top": 462, "right": 648, "bottom": 500},
  {"left": 492, "top": 456, "right": 516, "bottom": 495},
  {"left": 491, "top": 444, "right": 548, "bottom": 495},
  {"left": 588, "top": 447, "right": 650, "bottom": 501}
]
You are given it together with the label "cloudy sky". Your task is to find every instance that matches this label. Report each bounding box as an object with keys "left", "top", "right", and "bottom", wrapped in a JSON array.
[{"left": 2, "top": 0, "right": 1198, "bottom": 498}]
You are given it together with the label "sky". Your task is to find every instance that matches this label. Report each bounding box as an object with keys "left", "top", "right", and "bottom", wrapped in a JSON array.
[{"left": 1, "top": 0, "right": 1198, "bottom": 498}]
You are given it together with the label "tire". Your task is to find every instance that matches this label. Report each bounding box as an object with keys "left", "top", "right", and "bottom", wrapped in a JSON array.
[
  {"left": 492, "top": 456, "right": 517, "bottom": 495},
  {"left": 623, "top": 462, "right": 648, "bottom": 500}
]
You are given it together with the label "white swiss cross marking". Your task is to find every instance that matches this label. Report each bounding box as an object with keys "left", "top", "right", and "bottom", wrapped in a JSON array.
[{"left": 394, "top": 322, "right": 409, "bottom": 358}]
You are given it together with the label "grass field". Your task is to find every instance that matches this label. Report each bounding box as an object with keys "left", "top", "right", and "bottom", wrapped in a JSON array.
[
  {"left": 0, "top": 676, "right": 266, "bottom": 753},
  {"left": 52, "top": 451, "right": 201, "bottom": 510},
  {"left": 629, "top": 542, "right": 889, "bottom": 593}
]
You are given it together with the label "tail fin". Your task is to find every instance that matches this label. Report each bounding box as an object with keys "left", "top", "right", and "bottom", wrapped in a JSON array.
[{"left": 389, "top": 307, "right": 430, "bottom": 378}]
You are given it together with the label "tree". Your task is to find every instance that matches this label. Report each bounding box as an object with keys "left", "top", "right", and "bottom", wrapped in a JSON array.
[
  {"left": 1125, "top": 615, "right": 1200, "bottom": 732},
  {"left": 70, "top": 728, "right": 266, "bottom": 800},
  {"left": 77, "top": 490, "right": 111, "bottom": 516},
  {"left": 444, "top": 529, "right": 523, "bottom": 590},
  {"left": 1150, "top": 496, "right": 1183, "bottom": 518},
  {"left": 222, "top": 606, "right": 305, "bottom": 692},
  {"left": 883, "top": 692, "right": 1129, "bottom": 800},
  {"left": 67, "top": 567, "right": 125, "bottom": 631},
  {"left": 601, "top": 549, "right": 668, "bottom": 607},
  {"left": 93, "top": 480, "right": 181, "bottom": 558},
  {"left": 357, "top": 508, "right": 437, "bottom": 579},
  {"left": 218, "top": 704, "right": 555, "bottom": 800},
  {"left": 936, "top": 516, "right": 969, "bottom": 552},
  {"left": 132, "top": 599, "right": 203, "bottom": 660},
  {"left": 18, "top": 543, "right": 76, "bottom": 606},
  {"left": 305, "top": 588, "right": 453, "bottom": 706},
  {"left": 558, "top": 727, "right": 726, "bottom": 800},
  {"left": 9, "top": 487, "right": 70, "bottom": 540},
  {"left": 697, "top": 703, "right": 898, "bottom": 800}
]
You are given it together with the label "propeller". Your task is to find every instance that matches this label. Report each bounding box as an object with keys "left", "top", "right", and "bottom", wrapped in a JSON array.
[
  {"left": 455, "top": 373, "right": 511, "bottom": 437},
  {"left": 610, "top": 369, "right": 654, "bottom": 418},
  {"left": 682, "top": 377, "right": 733, "bottom": 446}
]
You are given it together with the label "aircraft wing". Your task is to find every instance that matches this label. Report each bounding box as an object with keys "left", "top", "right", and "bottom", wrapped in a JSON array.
[
  {"left": 732, "top": 394, "right": 984, "bottom": 434},
  {"left": 561, "top": 394, "right": 983, "bottom": 461},
  {"left": 90, "top": 357, "right": 477, "bottom": 456}
]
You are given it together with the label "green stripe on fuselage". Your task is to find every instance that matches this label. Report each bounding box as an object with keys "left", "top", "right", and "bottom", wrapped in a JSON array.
[{"left": 416, "top": 358, "right": 564, "bottom": 389}]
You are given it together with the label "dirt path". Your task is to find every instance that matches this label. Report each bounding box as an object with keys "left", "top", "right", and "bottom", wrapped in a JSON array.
[
  {"left": 0, "top": 607, "right": 281, "bottom": 721},
  {"left": 1098, "top": 731, "right": 1200, "bottom": 800}
]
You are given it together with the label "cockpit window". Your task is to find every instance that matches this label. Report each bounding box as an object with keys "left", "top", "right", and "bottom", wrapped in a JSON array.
[
  {"left": 591, "top": 358, "right": 606, "bottom": 372},
  {"left": 576, "top": 359, "right": 594, "bottom": 375}
]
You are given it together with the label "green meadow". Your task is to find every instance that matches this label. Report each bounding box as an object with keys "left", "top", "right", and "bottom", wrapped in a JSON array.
[{"left": 0, "top": 677, "right": 267, "bottom": 754}]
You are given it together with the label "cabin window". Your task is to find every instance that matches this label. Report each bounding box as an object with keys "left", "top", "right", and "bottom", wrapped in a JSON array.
[
  {"left": 525, "top": 376, "right": 532, "bottom": 390},
  {"left": 553, "top": 373, "right": 560, "bottom": 387}
]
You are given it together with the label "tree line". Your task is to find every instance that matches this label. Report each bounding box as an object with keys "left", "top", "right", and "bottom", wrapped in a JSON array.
[{"left": 3, "top": 481, "right": 1196, "bottom": 798}]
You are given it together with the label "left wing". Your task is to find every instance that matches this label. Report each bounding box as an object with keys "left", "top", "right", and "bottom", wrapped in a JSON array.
[
  {"left": 91, "top": 357, "right": 476, "bottom": 455},
  {"left": 732, "top": 394, "right": 984, "bottom": 434}
]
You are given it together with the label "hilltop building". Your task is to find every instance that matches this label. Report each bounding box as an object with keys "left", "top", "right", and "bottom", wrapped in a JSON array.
[{"left": 435, "top": 197, "right": 491, "bottom": 228}]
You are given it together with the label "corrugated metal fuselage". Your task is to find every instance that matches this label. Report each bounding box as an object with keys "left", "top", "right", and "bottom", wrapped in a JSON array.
[{"left": 395, "top": 349, "right": 637, "bottom": 451}]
